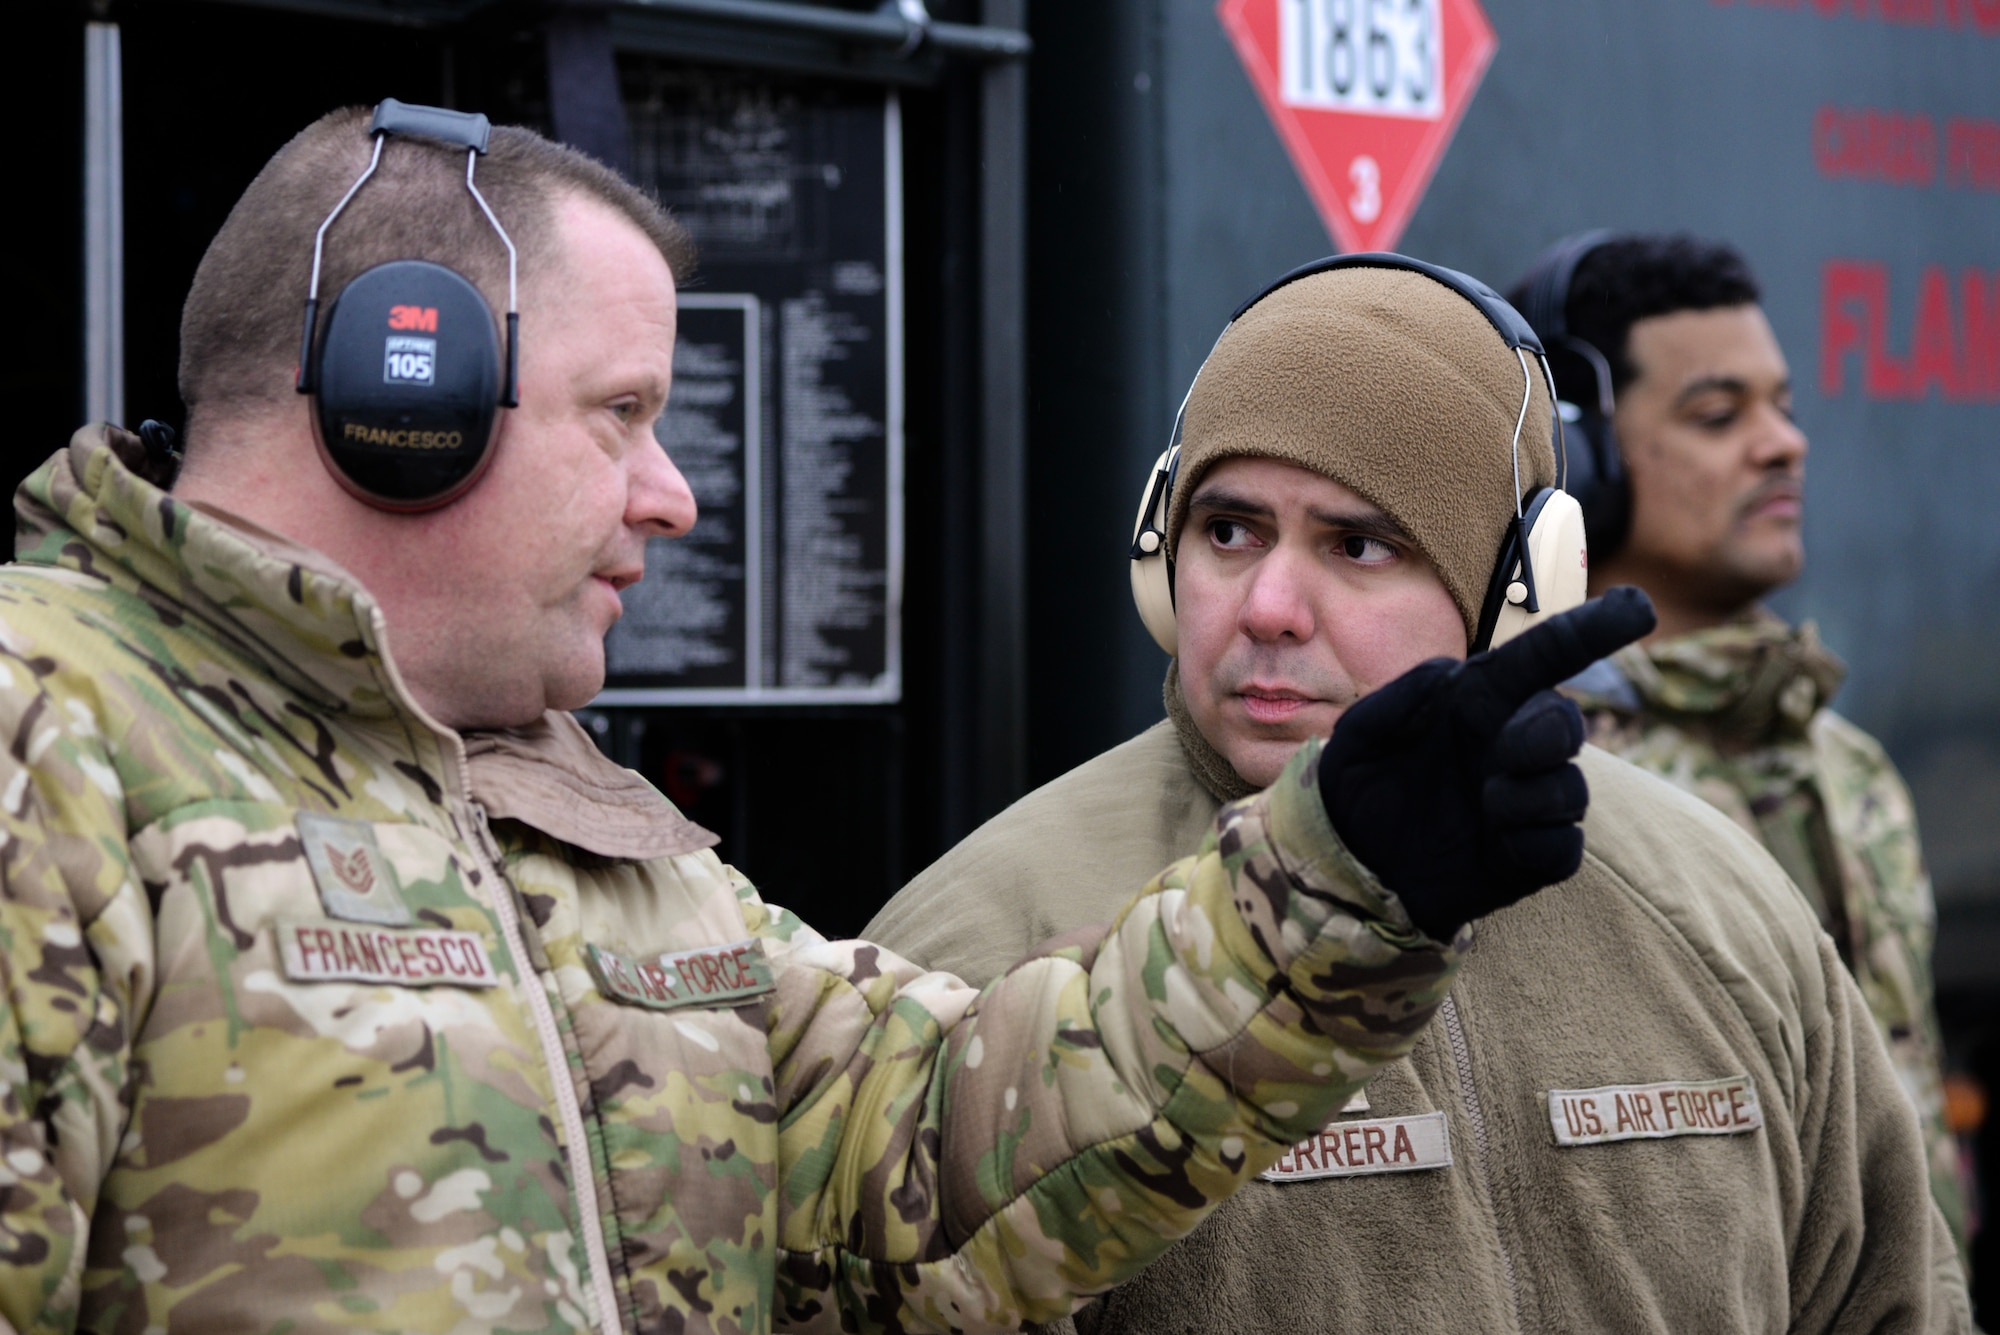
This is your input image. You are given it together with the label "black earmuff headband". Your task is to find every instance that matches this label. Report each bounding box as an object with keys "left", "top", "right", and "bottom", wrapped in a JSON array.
[
  {"left": 296, "top": 100, "right": 519, "bottom": 406},
  {"left": 1518, "top": 229, "right": 1621, "bottom": 423},
  {"left": 1237, "top": 253, "right": 1543, "bottom": 354},
  {"left": 1515, "top": 231, "right": 1637, "bottom": 560},
  {"left": 293, "top": 100, "right": 524, "bottom": 512}
]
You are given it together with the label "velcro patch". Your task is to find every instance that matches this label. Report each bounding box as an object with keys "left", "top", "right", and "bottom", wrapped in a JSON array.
[
  {"left": 1548, "top": 1075, "right": 1762, "bottom": 1146},
  {"left": 277, "top": 918, "right": 496, "bottom": 988},
  {"left": 1260, "top": 1110, "right": 1451, "bottom": 1181},
  {"left": 587, "top": 939, "right": 774, "bottom": 1012},
  {"left": 297, "top": 812, "right": 412, "bottom": 926}
]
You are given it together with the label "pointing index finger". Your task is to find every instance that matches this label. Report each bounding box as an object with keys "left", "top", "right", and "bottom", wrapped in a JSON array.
[{"left": 1473, "top": 586, "right": 1658, "bottom": 714}]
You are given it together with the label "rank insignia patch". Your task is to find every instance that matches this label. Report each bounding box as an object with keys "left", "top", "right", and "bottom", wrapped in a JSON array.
[{"left": 297, "top": 811, "right": 413, "bottom": 926}]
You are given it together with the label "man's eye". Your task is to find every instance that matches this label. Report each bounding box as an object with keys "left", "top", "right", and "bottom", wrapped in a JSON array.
[
  {"left": 1340, "top": 535, "right": 1397, "bottom": 564},
  {"left": 1208, "top": 519, "right": 1259, "bottom": 549},
  {"left": 609, "top": 402, "right": 638, "bottom": 424}
]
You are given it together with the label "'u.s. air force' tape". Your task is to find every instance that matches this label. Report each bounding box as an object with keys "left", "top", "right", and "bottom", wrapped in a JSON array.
[
  {"left": 587, "top": 939, "right": 775, "bottom": 1012},
  {"left": 1547, "top": 1075, "right": 1762, "bottom": 1146},
  {"left": 1260, "top": 1110, "right": 1451, "bottom": 1181},
  {"left": 278, "top": 918, "right": 496, "bottom": 988}
]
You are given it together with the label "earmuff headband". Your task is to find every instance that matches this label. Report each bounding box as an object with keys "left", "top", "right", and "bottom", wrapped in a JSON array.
[
  {"left": 1518, "top": 228, "right": 1617, "bottom": 348},
  {"left": 1129, "top": 252, "right": 1590, "bottom": 658},
  {"left": 1238, "top": 253, "right": 1547, "bottom": 354},
  {"left": 1516, "top": 230, "right": 1636, "bottom": 562},
  {"left": 295, "top": 100, "right": 518, "bottom": 408}
]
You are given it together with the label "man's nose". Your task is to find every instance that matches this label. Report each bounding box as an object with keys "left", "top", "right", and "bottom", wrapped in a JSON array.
[
  {"left": 1752, "top": 403, "right": 1808, "bottom": 471},
  {"left": 629, "top": 435, "right": 698, "bottom": 538},
  {"left": 1237, "top": 546, "right": 1317, "bottom": 642}
]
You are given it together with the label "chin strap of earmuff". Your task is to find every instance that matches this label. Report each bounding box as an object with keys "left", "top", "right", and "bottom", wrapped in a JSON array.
[{"left": 1129, "top": 252, "right": 1590, "bottom": 658}]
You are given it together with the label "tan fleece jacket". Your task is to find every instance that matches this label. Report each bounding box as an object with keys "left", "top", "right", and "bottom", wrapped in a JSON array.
[{"left": 865, "top": 723, "right": 1973, "bottom": 1334}]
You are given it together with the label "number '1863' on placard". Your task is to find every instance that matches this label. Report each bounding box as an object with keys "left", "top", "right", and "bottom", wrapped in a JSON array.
[{"left": 1280, "top": 0, "right": 1443, "bottom": 121}]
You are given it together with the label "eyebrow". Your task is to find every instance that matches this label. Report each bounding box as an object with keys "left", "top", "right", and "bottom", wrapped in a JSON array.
[
  {"left": 1187, "top": 485, "right": 1410, "bottom": 541},
  {"left": 1672, "top": 374, "right": 1791, "bottom": 408}
]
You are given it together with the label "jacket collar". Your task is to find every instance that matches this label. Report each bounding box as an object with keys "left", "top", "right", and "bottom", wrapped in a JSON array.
[
  {"left": 1568, "top": 606, "right": 1846, "bottom": 743},
  {"left": 15, "top": 426, "right": 714, "bottom": 861},
  {"left": 16, "top": 425, "right": 400, "bottom": 715},
  {"left": 464, "top": 714, "right": 718, "bottom": 860}
]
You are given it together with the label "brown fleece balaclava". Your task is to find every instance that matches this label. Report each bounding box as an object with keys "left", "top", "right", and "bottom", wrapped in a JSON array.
[{"left": 1164, "top": 265, "right": 1559, "bottom": 801}]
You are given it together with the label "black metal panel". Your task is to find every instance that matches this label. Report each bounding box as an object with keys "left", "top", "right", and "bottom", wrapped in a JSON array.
[
  {"left": 1021, "top": 3, "right": 1175, "bottom": 784},
  {"left": 977, "top": 0, "right": 1028, "bottom": 816},
  {"left": 577, "top": 6, "right": 1012, "bottom": 921},
  {"left": 606, "top": 9, "right": 950, "bottom": 87}
]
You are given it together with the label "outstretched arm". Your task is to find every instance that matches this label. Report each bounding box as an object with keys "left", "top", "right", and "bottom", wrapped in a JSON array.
[
  {"left": 765, "top": 591, "right": 1657, "bottom": 1333},
  {"left": 765, "top": 737, "right": 1454, "bottom": 1333}
]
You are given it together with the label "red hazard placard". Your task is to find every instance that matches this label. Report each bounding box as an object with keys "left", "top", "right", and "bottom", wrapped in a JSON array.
[{"left": 1218, "top": 0, "right": 1497, "bottom": 254}]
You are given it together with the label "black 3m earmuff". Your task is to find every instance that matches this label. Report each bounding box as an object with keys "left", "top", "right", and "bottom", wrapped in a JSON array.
[
  {"left": 295, "top": 99, "right": 520, "bottom": 512},
  {"left": 1129, "top": 252, "right": 1589, "bottom": 657},
  {"left": 1516, "top": 230, "right": 1632, "bottom": 561}
]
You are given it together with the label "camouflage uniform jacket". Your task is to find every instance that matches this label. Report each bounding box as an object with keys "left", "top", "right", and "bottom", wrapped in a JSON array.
[
  {"left": 0, "top": 427, "right": 1461, "bottom": 1335},
  {"left": 1563, "top": 612, "right": 1964, "bottom": 1255}
]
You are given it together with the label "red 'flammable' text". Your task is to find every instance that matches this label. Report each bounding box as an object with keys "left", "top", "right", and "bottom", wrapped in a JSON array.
[
  {"left": 1823, "top": 262, "right": 2000, "bottom": 401},
  {"left": 1815, "top": 107, "right": 2000, "bottom": 191},
  {"left": 1713, "top": 0, "right": 2000, "bottom": 34}
]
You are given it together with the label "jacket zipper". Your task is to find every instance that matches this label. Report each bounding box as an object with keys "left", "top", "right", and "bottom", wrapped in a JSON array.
[
  {"left": 1439, "top": 993, "right": 1524, "bottom": 1332},
  {"left": 469, "top": 803, "right": 623, "bottom": 1333},
  {"left": 355, "top": 595, "right": 621, "bottom": 1330}
]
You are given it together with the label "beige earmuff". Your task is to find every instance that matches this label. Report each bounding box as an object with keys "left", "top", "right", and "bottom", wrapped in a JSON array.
[
  {"left": 1474, "top": 345, "right": 1591, "bottom": 650},
  {"left": 1129, "top": 445, "right": 1181, "bottom": 656},
  {"left": 1486, "top": 488, "right": 1588, "bottom": 649},
  {"left": 1128, "top": 449, "right": 1587, "bottom": 658},
  {"left": 1126, "top": 257, "right": 1594, "bottom": 661}
]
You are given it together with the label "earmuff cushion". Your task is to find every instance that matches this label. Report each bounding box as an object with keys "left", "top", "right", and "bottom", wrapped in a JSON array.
[
  {"left": 313, "top": 260, "right": 503, "bottom": 510},
  {"left": 1130, "top": 448, "right": 1182, "bottom": 656},
  {"left": 1563, "top": 405, "right": 1632, "bottom": 558}
]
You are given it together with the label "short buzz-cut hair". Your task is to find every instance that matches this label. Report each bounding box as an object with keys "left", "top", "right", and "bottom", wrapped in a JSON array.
[
  {"left": 1510, "top": 233, "right": 1761, "bottom": 398},
  {"left": 178, "top": 106, "right": 695, "bottom": 441}
]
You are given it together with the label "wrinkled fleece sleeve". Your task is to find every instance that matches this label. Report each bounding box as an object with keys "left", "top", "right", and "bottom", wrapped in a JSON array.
[
  {"left": 757, "top": 739, "right": 1462, "bottom": 1333},
  {"left": 1789, "top": 934, "right": 1972, "bottom": 1334}
]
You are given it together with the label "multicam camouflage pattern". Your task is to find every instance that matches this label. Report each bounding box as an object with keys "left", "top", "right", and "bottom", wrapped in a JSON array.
[
  {"left": 1564, "top": 610, "right": 1966, "bottom": 1257},
  {"left": 0, "top": 426, "right": 1459, "bottom": 1334}
]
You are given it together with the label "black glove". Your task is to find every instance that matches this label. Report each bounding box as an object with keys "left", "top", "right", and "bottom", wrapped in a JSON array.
[{"left": 1317, "top": 587, "right": 1657, "bottom": 940}]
